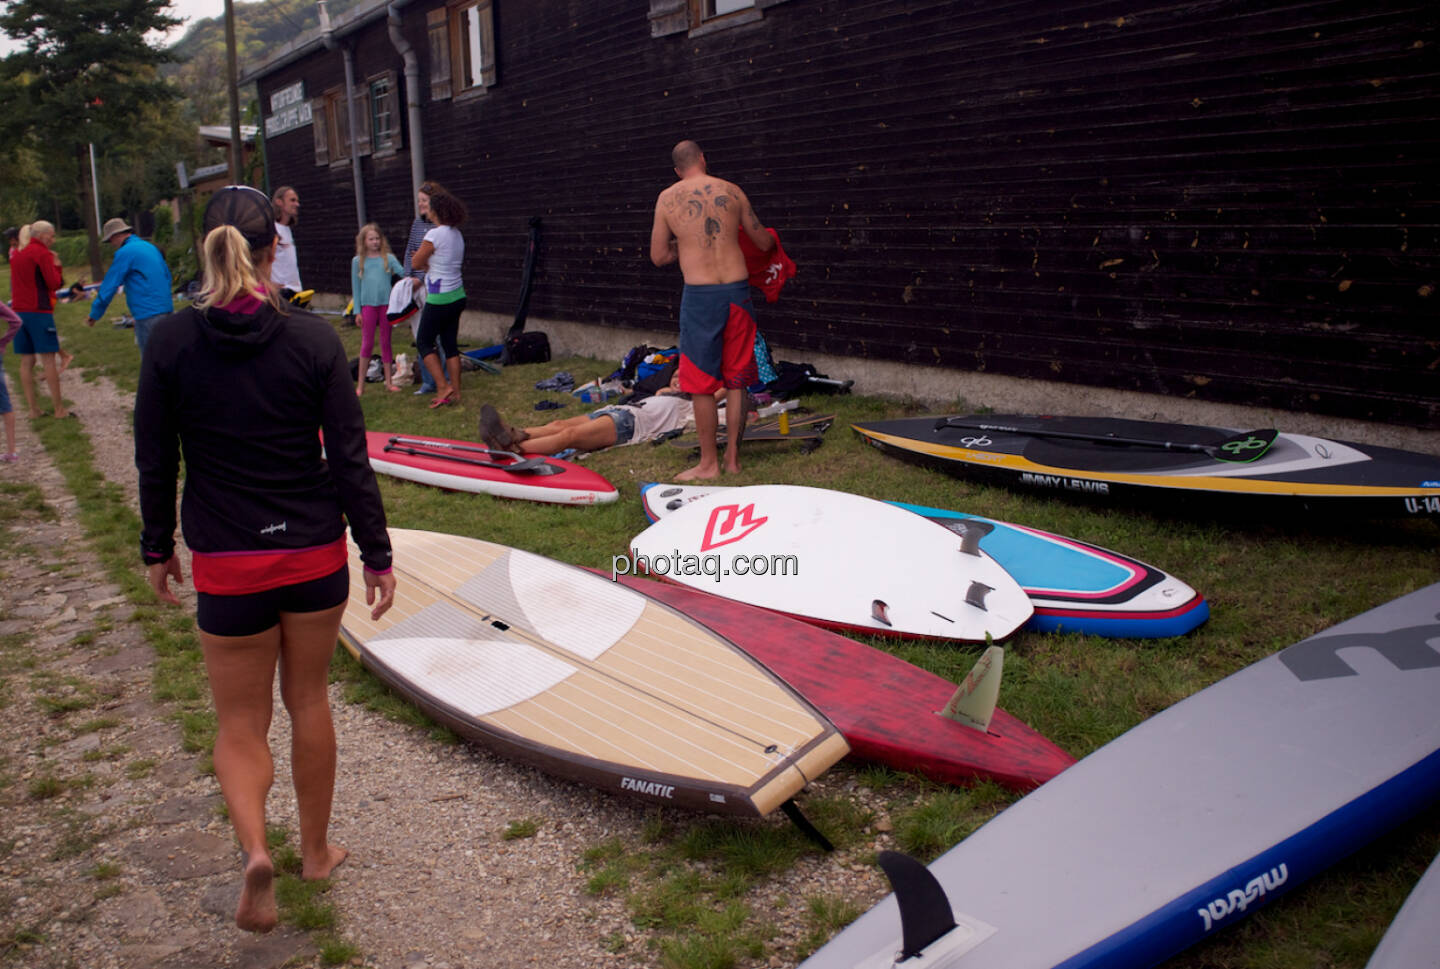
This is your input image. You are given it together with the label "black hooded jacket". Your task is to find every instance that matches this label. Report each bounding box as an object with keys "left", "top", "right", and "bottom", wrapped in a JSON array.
[{"left": 135, "top": 301, "right": 392, "bottom": 574}]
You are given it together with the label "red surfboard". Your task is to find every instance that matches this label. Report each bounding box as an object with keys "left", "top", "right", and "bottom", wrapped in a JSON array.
[
  {"left": 604, "top": 572, "right": 1075, "bottom": 791},
  {"left": 366, "top": 430, "right": 618, "bottom": 505}
]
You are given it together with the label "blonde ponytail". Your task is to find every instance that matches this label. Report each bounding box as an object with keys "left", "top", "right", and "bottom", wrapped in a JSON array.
[{"left": 198, "top": 225, "right": 283, "bottom": 312}]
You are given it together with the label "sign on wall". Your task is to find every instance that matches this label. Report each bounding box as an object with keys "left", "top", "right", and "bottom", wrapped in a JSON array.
[{"left": 265, "top": 81, "right": 312, "bottom": 137}]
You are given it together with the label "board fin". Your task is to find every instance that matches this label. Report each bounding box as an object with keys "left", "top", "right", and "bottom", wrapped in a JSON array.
[
  {"left": 939, "top": 518, "right": 993, "bottom": 556},
  {"left": 937, "top": 645, "right": 1003, "bottom": 732},
  {"left": 964, "top": 580, "right": 994, "bottom": 611},
  {"left": 872, "top": 599, "right": 893, "bottom": 626},
  {"left": 878, "top": 850, "right": 956, "bottom": 959},
  {"left": 781, "top": 799, "right": 834, "bottom": 852}
]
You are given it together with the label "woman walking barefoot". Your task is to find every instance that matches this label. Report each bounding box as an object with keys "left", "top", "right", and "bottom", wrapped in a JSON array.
[{"left": 135, "top": 186, "right": 395, "bottom": 933}]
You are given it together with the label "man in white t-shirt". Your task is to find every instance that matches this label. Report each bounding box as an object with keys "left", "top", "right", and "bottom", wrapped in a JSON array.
[{"left": 270, "top": 186, "right": 302, "bottom": 297}]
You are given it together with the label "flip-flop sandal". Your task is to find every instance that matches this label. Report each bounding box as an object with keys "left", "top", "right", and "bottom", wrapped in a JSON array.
[{"left": 428, "top": 393, "right": 457, "bottom": 409}]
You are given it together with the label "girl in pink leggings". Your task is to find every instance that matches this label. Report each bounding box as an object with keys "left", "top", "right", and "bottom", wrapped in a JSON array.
[{"left": 350, "top": 223, "right": 404, "bottom": 395}]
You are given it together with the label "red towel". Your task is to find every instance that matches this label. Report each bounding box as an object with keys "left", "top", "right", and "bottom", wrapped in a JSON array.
[{"left": 738, "top": 227, "right": 796, "bottom": 303}]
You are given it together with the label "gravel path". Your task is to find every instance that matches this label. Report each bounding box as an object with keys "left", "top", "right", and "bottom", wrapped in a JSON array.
[{"left": 0, "top": 370, "right": 890, "bottom": 969}]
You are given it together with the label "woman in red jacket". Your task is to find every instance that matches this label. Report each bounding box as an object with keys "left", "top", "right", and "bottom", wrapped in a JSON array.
[{"left": 8, "top": 221, "right": 71, "bottom": 418}]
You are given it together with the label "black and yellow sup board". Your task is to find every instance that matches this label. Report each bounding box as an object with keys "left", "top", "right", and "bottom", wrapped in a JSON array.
[
  {"left": 339, "top": 529, "right": 849, "bottom": 817},
  {"left": 853, "top": 414, "right": 1440, "bottom": 518}
]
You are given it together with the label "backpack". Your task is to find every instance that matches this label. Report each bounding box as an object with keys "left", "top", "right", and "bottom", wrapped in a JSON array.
[
  {"left": 635, "top": 347, "right": 679, "bottom": 383},
  {"left": 766, "top": 360, "right": 853, "bottom": 396},
  {"left": 611, "top": 344, "right": 656, "bottom": 383},
  {"left": 502, "top": 331, "right": 551, "bottom": 365}
]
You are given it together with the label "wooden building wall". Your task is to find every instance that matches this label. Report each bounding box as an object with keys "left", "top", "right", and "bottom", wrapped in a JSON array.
[{"left": 257, "top": 0, "right": 1439, "bottom": 427}]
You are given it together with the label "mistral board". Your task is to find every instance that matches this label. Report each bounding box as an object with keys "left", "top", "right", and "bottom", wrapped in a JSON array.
[
  {"left": 605, "top": 571, "right": 1075, "bottom": 791},
  {"left": 365, "top": 430, "right": 618, "bottom": 505},
  {"left": 627, "top": 484, "right": 1033, "bottom": 643},
  {"left": 642, "top": 484, "right": 1207, "bottom": 639},
  {"left": 800, "top": 582, "right": 1440, "bottom": 969},
  {"left": 339, "top": 529, "right": 849, "bottom": 817},
  {"left": 852, "top": 415, "right": 1440, "bottom": 518}
]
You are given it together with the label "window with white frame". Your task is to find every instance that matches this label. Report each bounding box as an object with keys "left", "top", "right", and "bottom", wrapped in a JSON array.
[
  {"left": 648, "top": 0, "right": 778, "bottom": 38},
  {"left": 427, "top": 0, "right": 496, "bottom": 101},
  {"left": 708, "top": 0, "right": 755, "bottom": 16},
  {"left": 369, "top": 72, "right": 400, "bottom": 154}
]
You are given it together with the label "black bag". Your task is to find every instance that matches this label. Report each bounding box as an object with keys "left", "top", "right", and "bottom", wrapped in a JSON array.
[
  {"left": 503, "top": 331, "right": 551, "bottom": 365},
  {"left": 766, "top": 360, "right": 854, "bottom": 396}
]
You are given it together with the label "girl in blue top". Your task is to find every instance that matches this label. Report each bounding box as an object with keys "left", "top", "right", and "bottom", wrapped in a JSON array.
[{"left": 350, "top": 223, "right": 404, "bottom": 395}]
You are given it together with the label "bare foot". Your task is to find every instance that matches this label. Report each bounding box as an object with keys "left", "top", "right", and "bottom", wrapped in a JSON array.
[
  {"left": 675, "top": 463, "right": 721, "bottom": 482},
  {"left": 235, "top": 854, "right": 277, "bottom": 933},
  {"left": 302, "top": 843, "right": 348, "bottom": 881},
  {"left": 723, "top": 461, "right": 742, "bottom": 475},
  {"left": 58, "top": 351, "right": 74, "bottom": 374}
]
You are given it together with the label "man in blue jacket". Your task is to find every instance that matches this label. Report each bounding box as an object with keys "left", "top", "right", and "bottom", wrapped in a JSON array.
[{"left": 89, "top": 217, "right": 175, "bottom": 352}]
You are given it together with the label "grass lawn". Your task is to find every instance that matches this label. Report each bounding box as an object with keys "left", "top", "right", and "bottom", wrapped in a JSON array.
[{"left": 5, "top": 256, "right": 1439, "bottom": 968}]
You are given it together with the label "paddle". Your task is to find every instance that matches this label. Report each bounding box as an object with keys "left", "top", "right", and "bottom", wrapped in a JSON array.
[
  {"left": 385, "top": 437, "right": 549, "bottom": 473},
  {"left": 933, "top": 418, "right": 1279, "bottom": 463}
]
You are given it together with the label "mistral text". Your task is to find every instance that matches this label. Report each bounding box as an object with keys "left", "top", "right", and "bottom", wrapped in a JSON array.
[{"left": 1196, "top": 863, "right": 1288, "bottom": 932}]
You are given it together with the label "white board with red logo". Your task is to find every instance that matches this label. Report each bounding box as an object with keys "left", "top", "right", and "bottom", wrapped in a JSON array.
[{"left": 626, "top": 484, "right": 1033, "bottom": 642}]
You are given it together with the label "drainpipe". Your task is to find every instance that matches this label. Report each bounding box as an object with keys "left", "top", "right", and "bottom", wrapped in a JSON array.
[
  {"left": 319, "top": 0, "right": 366, "bottom": 227},
  {"left": 387, "top": 2, "right": 425, "bottom": 196}
]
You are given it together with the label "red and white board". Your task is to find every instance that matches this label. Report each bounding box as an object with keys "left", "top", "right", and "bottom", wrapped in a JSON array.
[
  {"left": 627, "top": 484, "right": 1033, "bottom": 642},
  {"left": 365, "top": 430, "right": 617, "bottom": 505}
]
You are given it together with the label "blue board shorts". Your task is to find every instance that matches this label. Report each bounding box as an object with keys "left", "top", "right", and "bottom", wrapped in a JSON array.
[
  {"left": 677, "top": 281, "right": 759, "bottom": 395},
  {"left": 590, "top": 406, "right": 636, "bottom": 445},
  {"left": 13, "top": 312, "right": 60, "bottom": 355}
]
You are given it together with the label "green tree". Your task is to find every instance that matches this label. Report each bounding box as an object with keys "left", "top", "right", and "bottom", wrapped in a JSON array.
[
  {"left": 0, "top": 143, "right": 45, "bottom": 233},
  {"left": 0, "top": 0, "right": 183, "bottom": 277}
]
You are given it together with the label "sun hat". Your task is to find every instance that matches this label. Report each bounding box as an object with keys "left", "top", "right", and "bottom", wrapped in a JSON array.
[
  {"left": 100, "top": 217, "right": 133, "bottom": 242},
  {"left": 202, "top": 185, "right": 278, "bottom": 251}
]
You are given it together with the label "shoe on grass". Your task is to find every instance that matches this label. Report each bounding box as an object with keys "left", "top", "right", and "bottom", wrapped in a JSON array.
[{"left": 479, "top": 404, "right": 516, "bottom": 451}]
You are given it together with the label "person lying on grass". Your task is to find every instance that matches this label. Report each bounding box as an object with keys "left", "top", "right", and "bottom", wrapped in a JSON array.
[{"left": 479, "top": 375, "right": 743, "bottom": 456}]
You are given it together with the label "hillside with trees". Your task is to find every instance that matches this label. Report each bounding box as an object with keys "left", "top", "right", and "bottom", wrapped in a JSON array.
[
  {"left": 1, "top": 0, "right": 368, "bottom": 249},
  {"left": 165, "top": 0, "right": 367, "bottom": 124}
]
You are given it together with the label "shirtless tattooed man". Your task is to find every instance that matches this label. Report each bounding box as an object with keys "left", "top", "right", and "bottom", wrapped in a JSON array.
[{"left": 650, "top": 140, "right": 775, "bottom": 480}]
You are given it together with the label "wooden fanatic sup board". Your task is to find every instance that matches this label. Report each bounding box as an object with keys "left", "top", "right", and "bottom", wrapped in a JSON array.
[
  {"left": 627, "top": 484, "right": 1033, "bottom": 642},
  {"left": 799, "top": 582, "right": 1440, "bottom": 969},
  {"left": 601, "top": 570, "right": 1074, "bottom": 790},
  {"left": 339, "top": 529, "right": 849, "bottom": 817},
  {"left": 365, "top": 430, "right": 617, "bottom": 505},
  {"left": 852, "top": 415, "right": 1440, "bottom": 518},
  {"left": 642, "top": 484, "right": 1207, "bottom": 639},
  {"left": 1366, "top": 848, "right": 1440, "bottom": 969}
]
